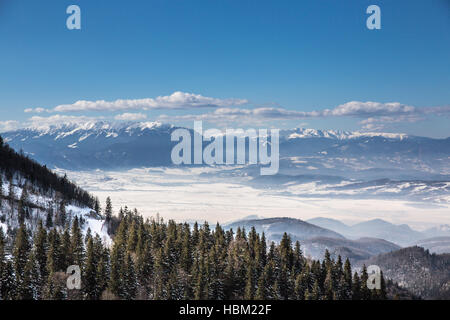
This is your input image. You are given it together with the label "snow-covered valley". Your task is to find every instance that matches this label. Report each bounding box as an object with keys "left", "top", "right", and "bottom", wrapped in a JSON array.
[{"left": 59, "top": 167, "right": 450, "bottom": 231}]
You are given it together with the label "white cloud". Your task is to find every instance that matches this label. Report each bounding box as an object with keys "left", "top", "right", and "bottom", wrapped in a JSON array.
[
  {"left": 27, "top": 115, "right": 103, "bottom": 130},
  {"left": 10, "top": 97, "right": 449, "bottom": 133},
  {"left": 359, "top": 114, "right": 424, "bottom": 131},
  {"left": 158, "top": 107, "right": 316, "bottom": 125},
  {"left": 24, "top": 92, "right": 248, "bottom": 113},
  {"left": 24, "top": 107, "right": 49, "bottom": 113},
  {"left": 421, "top": 105, "right": 450, "bottom": 116},
  {"left": 114, "top": 112, "right": 147, "bottom": 121},
  {"left": 159, "top": 102, "right": 450, "bottom": 129},
  {"left": 324, "top": 101, "right": 416, "bottom": 117},
  {"left": 0, "top": 120, "right": 20, "bottom": 132}
]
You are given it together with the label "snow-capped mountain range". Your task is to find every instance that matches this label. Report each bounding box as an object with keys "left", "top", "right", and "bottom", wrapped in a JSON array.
[
  {"left": 1, "top": 120, "right": 449, "bottom": 181},
  {"left": 2, "top": 121, "right": 411, "bottom": 143},
  {"left": 281, "top": 127, "right": 409, "bottom": 140}
]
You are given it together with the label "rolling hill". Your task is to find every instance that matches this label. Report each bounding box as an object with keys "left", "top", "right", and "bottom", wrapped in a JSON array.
[{"left": 363, "top": 246, "right": 450, "bottom": 299}]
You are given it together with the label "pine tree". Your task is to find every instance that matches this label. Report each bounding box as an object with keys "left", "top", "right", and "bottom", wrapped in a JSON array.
[
  {"left": 192, "top": 222, "right": 199, "bottom": 245},
  {"left": 352, "top": 272, "right": 361, "bottom": 300},
  {"left": 104, "top": 197, "right": 113, "bottom": 233},
  {"left": 84, "top": 237, "right": 98, "bottom": 300},
  {"left": 1, "top": 260, "right": 15, "bottom": 300},
  {"left": 224, "top": 237, "right": 248, "bottom": 299},
  {"left": 57, "top": 200, "right": 67, "bottom": 227},
  {"left": 127, "top": 220, "right": 138, "bottom": 253},
  {"left": 71, "top": 217, "right": 84, "bottom": 267},
  {"left": 96, "top": 251, "right": 109, "bottom": 299},
  {"left": 277, "top": 265, "right": 291, "bottom": 300},
  {"left": 272, "top": 281, "right": 282, "bottom": 300},
  {"left": 323, "top": 249, "right": 332, "bottom": 270},
  {"left": 33, "top": 221, "right": 48, "bottom": 294},
  {"left": 335, "top": 255, "right": 343, "bottom": 281},
  {"left": 342, "top": 258, "right": 353, "bottom": 300},
  {"left": 259, "top": 232, "right": 267, "bottom": 271},
  {"left": 22, "top": 252, "right": 39, "bottom": 300},
  {"left": 13, "top": 223, "right": 31, "bottom": 299},
  {"left": 17, "top": 187, "right": 28, "bottom": 224},
  {"left": 310, "top": 279, "right": 321, "bottom": 300},
  {"left": 259, "top": 260, "right": 275, "bottom": 300},
  {"left": 279, "top": 233, "right": 293, "bottom": 271},
  {"left": 108, "top": 233, "right": 126, "bottom": 298},
  {"left": 85, "top": 228, "right": 92, "bottom": 246},
  {"left": 193, "top": 262, "right": 206, "bottom": 300},
  {"left": 123, "top": 253, "right": 137, "bottom": 299},
  {"left": 360, "top": 265, "right": 371, "bottom": 300},
  {"left": 244, "top": 262, "right": 255, "bottom": 300},
  {"left": 208, "top": 227, "right": 227, "bottom": 300},
  {"left": 294, "top": 273, "right": 308, "bottom": 300},
  {"left": 0, "top": 173, "right": 3, "bottom": 199},
  {"left": 180, "top": 225, "right": 192, "bottom": 274},
  {"left": 323, "top": 267, "right": 334, "bottom": 300},
  {"left": 118, "top": 207, "right": 124, "bottom": 221},
  {"left": 60, "top": 227, "right": 72, "bottom": 270},
  {"left": 153, "top": 247, "right": 169, "bottom": 299},
  {"left": 46, "top": 228, "right": 63, "bottom": 274},
  {"left": 0, "top": 228, "right": 6, "bottom": 299},
  {"left": 94, "top": 197, "right": 101, "bottom": 215},
  {"left": 376, "top": 271, "right": 387, "bottom": 300},
  {"left": 292, "top": 241, "right": 303, "bottom": 274},
  {"left": 136, "top": 239, "right": 153, "bottom": 298},
  {"left": 8, "top": 177, "right": 15, "bottom": 209},
  {"left": 45, "top": 211, "right": 53, "bottom": 229},
  {"left": 44, "top": 271, "right": 67, "bottom": 300},
  {"left": 255, "top": 273, "right": 267, "bottom": 300}
]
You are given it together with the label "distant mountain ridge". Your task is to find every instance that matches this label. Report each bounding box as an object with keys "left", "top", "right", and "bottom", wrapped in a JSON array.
[
  {"left": 280, "top": 127, "right": 409, "bottom": 140},
  {"left": 224, "top": 217, "right": 345, "bottom": 241},
  {"left": 224, "top": 217, "right": 401, "bottom": 264},
  {"left": 414, "top": 237, "right": 450, "bottom": 255},
  {"left": 422, "top": 224, "right": 450, "bottom": 238},
  {"left": 300, "top": 237, "right": 401, "bottom": 263},
  {"left": 363, "top": 246, "right": 450, "bottom": 299},
  {"left": 307, "top": 217, "right": 450, "bottom": 247},
  {"left": 3, "top": 121, "right": 413, "bottom": 140},
  {"left": 2, "top": 121, "right": 178, "bottom": 170},
  {"left": 2, "top": 121, "right": 450, "bottom": 181},
  {"left": 306, "top": 217, "right": 353, "bottom": 236}
]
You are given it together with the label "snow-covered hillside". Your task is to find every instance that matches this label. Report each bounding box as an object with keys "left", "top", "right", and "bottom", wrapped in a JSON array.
[{"left": 0, "top": 174, "right": 111, "bottom": 246}]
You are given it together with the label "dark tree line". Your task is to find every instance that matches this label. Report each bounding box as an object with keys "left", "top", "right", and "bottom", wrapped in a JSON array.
[
  {"left": 0, "top": 205, "right": 387, "bottom": 300},
  {"left": 0, "top": 135, "right": 95, "bottom": 209}
]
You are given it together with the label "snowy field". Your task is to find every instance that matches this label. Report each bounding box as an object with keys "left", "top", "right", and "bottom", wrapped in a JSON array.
[{"left": 59, "top": 167, "right": 450, "bottom": 230}]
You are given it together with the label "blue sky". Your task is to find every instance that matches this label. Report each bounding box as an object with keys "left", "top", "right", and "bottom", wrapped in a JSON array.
[{"left": 0, "top": 0, "right": 449, "bottom": 137}]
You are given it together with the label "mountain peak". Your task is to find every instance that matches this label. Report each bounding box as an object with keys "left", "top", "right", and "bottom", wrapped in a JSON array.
[
  {"left": 285, "top": 128, "right": 409, "bottom": 140},
  {"left": 7, "top": 120, "right": 171, "bottom": 135}
]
